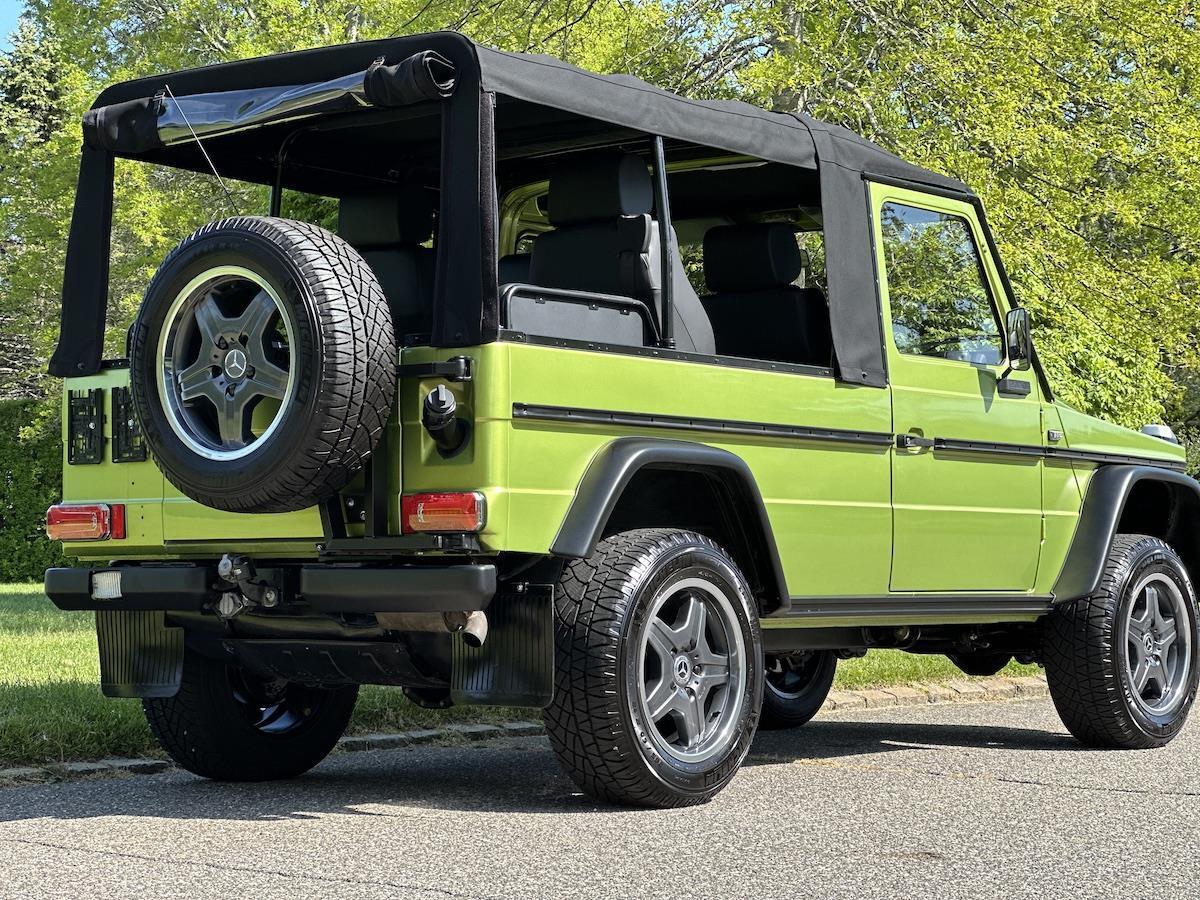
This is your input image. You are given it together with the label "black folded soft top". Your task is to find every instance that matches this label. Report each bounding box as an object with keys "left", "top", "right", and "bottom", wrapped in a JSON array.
[
  {"left": 53, "top": 31, "right": 989, "bottom": 389},
  {"left": 84, "top": 31, "right": 965, "bottom": 194}
]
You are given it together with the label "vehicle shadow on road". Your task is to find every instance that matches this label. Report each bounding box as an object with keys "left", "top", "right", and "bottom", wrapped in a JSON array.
[
  {"left": 746, "top": 716, "right": 1084, "bottom": 767},
  {"left": 0, "top": 716, "right": 1090, "bottom": 824}
]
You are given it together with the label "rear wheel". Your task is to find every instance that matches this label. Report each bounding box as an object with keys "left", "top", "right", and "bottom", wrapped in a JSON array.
[
  {"left": 1043, "top": 534, "right": 1198, "bottom": 749},
  {"left": 544, "top": 529, "right": 763, "bottom": 807},
  {"left": 759, "top": 651, "right": 836, "bottom": 729},
  {"left": 143, "top": 645, "right": 358, "bottom": 781}
]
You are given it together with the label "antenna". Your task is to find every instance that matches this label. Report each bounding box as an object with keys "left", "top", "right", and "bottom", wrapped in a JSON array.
[{"left": 162, "top": 83, "right": 238, "bottom": 215}]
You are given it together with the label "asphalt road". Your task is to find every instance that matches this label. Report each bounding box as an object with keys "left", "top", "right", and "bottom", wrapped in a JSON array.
[{"left": 1, "top": 697, "right": 1197, "bottom": 899}]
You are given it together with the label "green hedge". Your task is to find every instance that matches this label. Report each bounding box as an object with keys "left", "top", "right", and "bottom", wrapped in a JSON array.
[{"left": 0, "top": 400, "right": 66, "bottom": 582}]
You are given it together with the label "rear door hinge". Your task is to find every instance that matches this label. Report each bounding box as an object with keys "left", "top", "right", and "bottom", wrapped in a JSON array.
[{"left": 397, "top": 356, "right": 473, "bottom": 382}]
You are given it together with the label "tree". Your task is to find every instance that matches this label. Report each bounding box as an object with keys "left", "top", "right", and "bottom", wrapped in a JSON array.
[
  {"left": 0, "top": 17, "right": 72, "bottom": 398},
  {"left": 5, "top": 0, "right": 1199, "bottom": 430},
  {"left": 740, "top": 0, "right": 1200, "bottom": 428}
]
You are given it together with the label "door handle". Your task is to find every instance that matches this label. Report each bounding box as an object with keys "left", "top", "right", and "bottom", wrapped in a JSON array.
[{"left": 896, "top": 433, "right": 935, "bottom": 450}]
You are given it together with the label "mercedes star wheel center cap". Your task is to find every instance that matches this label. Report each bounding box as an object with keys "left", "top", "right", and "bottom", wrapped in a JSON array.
[{"left": 223, "top": 347, "right": 248, "bottom": 380}]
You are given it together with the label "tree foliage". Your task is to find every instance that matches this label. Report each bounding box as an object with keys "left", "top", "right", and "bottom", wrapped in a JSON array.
[
  {"left": 741, "top": 1, "right": 1200, "bottom": 427},
  {"left": 1, "top": 0, "right": 1197, "bottom": 433}
]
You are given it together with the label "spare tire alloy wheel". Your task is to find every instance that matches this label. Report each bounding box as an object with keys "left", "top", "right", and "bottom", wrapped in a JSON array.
[
  {"left": 130, "top": 217, "right": 396, "bottom": 513},
  {"left": 158, "top": 265, "right": 295, "bottom": 460}
]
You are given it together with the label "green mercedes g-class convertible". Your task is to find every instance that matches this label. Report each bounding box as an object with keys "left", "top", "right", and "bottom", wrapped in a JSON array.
[{"left": 43, "top": 32, "right": 1196, "bottom": 808}]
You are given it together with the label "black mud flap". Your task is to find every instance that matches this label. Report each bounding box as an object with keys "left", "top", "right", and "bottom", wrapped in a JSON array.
[
  {"left": 451, "top": 584, "right": 554, "bottom": 707},
  {"left": 96, "top": 610, "right": 184, "bottom": 699}
]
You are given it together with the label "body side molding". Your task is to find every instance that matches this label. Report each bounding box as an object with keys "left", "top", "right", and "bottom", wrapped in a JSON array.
[
  {"left": 550, "top": 436, "right": 790, "bottom": 610},
  {"left": 1053, "top": 465, "right": 1200, "bottom": 602},
  {"left": 513, "top": 402, "right": 893, "bottom": 447}
]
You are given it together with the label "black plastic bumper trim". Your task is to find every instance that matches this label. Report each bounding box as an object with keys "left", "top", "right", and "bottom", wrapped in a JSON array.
[
  {"left": 45, "top": 566, "right": 214, "bottom": 612},
  {"left": 300, "top": 564, "right": 497, "bottom": 613}
]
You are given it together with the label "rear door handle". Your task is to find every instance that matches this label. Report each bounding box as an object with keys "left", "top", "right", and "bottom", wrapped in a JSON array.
[{"left": 896, "top": 433, "right": 935, "bottom": 450}]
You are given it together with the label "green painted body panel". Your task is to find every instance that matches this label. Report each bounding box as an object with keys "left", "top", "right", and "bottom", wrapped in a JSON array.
[
  {"left": 59, "top": 368, "right": 322, "bottom": 561},
  {"left": 874, "top": 185, "right": 1044, "bottom": 593},
  {"left": 1037, "top": 404, "right": 1089, "bottom": 596},
  {"left": 55, "top": 186, "right": 1186, "bottom": 622},
  {"left": 501, "top": 342, "right": 895, "bottom": 596}
]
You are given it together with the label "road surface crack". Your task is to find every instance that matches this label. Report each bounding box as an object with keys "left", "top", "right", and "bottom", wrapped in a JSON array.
[
  {"left": 792, "top": 758, "right": 1200, "bottom": 798},
  {"left": 0, "top": 835, "right": 495, "bottom": 898}
]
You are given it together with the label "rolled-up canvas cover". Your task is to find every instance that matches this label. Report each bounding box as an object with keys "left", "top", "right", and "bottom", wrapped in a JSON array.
[{"left": 82, "top": 51, "right": 456, "bottom": 154}]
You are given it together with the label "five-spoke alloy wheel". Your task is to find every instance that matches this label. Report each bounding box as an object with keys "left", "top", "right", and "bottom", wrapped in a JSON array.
[
  {"left": 1122, "top": 572, "right": 1192, "bottom": 718},
  {"left": 1045, "top": 533, "right": 1199, "bottom": 749},
  {"left": 143, "top": 644, "right": 358, "bottom": 782},
  {"left": 545, "top": 529, "right": 763, "bottom": 808},
  {"left": 158, "top": 266, "right": 296, "bottom": 459},
  {"left": 129, "top": 216, "right": 396, "bottom": 513},
  {"left": 636, "top": 576, "right": 748, "bottom": 764}
]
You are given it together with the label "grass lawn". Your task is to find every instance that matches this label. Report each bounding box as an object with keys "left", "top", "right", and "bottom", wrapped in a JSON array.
[{"left": 0, "top": 583, "right": 1038, "bottom": 768}]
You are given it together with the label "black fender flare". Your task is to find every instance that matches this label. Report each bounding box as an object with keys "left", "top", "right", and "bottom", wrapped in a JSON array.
[
  {"left": 551, "top": 437, "right": 790, "bottom": 610},
  {"left": 1053, "top": 465, "right": 1200, "bottom": 602}
]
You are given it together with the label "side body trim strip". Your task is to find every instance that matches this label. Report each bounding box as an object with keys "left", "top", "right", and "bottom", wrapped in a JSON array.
[
  {"left": 512, "top": 403, "right": 894, "bottom": 448},
  {"left": 930, "top": 437, "right": 1185, "bottom": 471},
  {"left": 513, "top": 403, "right": 1185, "bottom": 471}
]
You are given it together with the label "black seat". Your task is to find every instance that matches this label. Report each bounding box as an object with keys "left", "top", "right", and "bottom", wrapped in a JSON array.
[
  {"left": 701, "top": 224, "right": 833, "bottom": 367},
  {"left": 338, "top": 186, "right": 436, "bottom": 340},
  {"left": 498, "top": 252, "right": 532, "bottom": 285},
  {"left": 529, "top": 152, "right": 714, "bottom": 354}
]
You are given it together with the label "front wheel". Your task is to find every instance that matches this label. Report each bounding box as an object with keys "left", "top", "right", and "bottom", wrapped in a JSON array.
[
  {"left": 1043, "top": 533, "right": 1198, "bottom": 749},
  {"left": 143, "top": 645, "right": 358, "bottom": 781},
  {"left": 544, "top": 529, "right": 763, "bottom": 808}
]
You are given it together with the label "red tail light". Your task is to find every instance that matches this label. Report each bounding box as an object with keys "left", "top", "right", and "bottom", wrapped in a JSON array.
[
  {"left": 46, "top": 504, "right": 125, "bottom": 542},
  {"left": 402, "top": 492, "right": 486, "bottom": 533}
]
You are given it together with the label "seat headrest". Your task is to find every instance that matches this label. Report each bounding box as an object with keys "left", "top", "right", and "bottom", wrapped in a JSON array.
[
  {"left": 704, "top": 224, "right": 804, "bottom": 293},
  {"left": 547, "top": 153, "right": 653, "bottom": 226},
  {"left": 338, "top": 185, "right": 435, "bottom": 248}
]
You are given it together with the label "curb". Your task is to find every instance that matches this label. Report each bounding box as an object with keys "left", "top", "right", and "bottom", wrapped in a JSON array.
[
  {"left": 822, "top": 674, "right": 1048, "bottom": 712},
  {"left": 0, "top": 677, "right": 1048, "bottom": 787}
]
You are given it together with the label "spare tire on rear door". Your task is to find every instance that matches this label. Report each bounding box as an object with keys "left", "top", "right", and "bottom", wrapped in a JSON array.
[{"left": 129, "top": 216, "right": 396, "bottom": 514}]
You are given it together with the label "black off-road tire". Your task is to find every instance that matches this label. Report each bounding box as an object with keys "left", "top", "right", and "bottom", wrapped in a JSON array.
[
  {"left": 143, "top": 645, "right": 358, "bottom": 781},
  {"left": 760, "top": 651, "right": 837, "bottom": 730},
  {"left": 1043, "top": 534, "right": 1199, "bottom": 749},
  {"left": 129, "top": 216, "right": 395, "bottom": 513},
  {"left": 544, "top": 529, "right": 763, "bottom": 808}
]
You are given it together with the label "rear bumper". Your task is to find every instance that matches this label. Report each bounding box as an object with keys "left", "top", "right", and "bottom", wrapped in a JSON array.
[{"left": 44, "top": 563, "right": 497, "bottom": 613}]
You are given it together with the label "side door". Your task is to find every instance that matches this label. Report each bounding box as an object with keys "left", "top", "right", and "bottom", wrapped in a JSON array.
[{"left": 871, "top": 184, "right": 1043, "bottom": 592}]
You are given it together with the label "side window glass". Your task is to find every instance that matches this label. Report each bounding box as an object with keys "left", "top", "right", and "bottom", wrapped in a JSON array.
[{"left": 880, "top": 203, "right": 1003, "bottom": 366}]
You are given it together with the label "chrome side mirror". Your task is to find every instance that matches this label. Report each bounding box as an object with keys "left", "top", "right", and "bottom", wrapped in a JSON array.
[{"left": 1005, "top": 307, "right": 1032, "bottom": 372}]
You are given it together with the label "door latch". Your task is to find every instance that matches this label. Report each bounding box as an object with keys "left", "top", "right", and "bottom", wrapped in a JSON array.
[{"left": 896, "top": 433, "right": 935, "bottom": 450}]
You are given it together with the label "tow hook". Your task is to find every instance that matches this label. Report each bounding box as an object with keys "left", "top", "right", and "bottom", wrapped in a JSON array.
[{"left": 215, "top": 554, "right": 278, "bottom": 620}]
